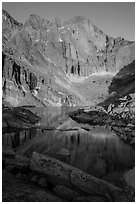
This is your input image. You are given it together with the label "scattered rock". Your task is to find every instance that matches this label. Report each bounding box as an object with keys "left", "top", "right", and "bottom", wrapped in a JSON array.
[
  {"left": 112, "top": 126, "right": 123, "bottom": 134},
  {"left": 124, "top": 127, "right": 132, "bottom": 132},
  {"left": 53, "top": 185, "right": 79, "bottom": 200},
  {"left": 15, "top": 155, "right": 30, "bottom": 164},
  {"left": 123, "top": 168, "right": 135, "bottom": 189},
  {"left": 106, "top": 118, "right": 112, "bottom": 123},
  {"left": 56, "top": 148, "right": 70, "bottom": 156},
  {"left": 119, "top": 96, "right": 127, "bottom": 101},
  {"left": 127, "top": 123, "right": 134, "bottom": 127},
  {"left": 3, "top": 154, "right": 30, "bottom": 173},
  {"left": 30, "top": 174, "right": 39, "bottom": 183},
  {"left": 107, "top": 104, "right": 114, "bottom": 113},
  {"left": 2, "top": 148, "right": 16, "bottom": 158},
  {"left": 131, "top": 131, "right": 135, "bottom": 137},
  {"left": 130, "top": 138, "right": 135, "bottom": 145}
]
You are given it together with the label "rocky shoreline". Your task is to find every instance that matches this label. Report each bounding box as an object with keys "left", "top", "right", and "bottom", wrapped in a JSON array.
[
  {"left": 2, "top": 97, "right": 135, "bottom": 201},
  {"left": 69, "top": 93, "right": 135, "bottom": 146},
  {"left": 2, "top": 148, "right": 135, "bottom": 202}
]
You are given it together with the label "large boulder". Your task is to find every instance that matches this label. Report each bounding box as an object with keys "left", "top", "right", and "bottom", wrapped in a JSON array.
[{"left": 30, "top": 152, "right": 121, "bottom": 198}]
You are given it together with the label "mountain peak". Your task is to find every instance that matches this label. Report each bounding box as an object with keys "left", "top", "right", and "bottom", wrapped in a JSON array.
[
  {"left": 24, "top": 13, "right": 51, "bottom": 30},
  {"left": 63, "top": 16, "right": 86, "bottom": 26},
  {"left": 2, "top": 9, "right": 135, "bottom": 107},
  {"left": 2, "top": 9, "right": 22, "bottom": 27},
  {"left": 2, "top": 9, "right": 9, "bottom": 16},
  {"left": 28, "top": 13, "right": 43, "bottom": 21}
]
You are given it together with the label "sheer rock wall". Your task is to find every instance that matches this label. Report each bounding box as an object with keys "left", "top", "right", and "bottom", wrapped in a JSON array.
[{"left": 2, "top": 10, "right": 135, "bottom": 106}]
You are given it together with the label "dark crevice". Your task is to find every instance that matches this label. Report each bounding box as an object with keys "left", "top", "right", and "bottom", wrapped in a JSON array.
[
  {"left": 12, "top": 62, "right": 21, "bottom": 86},
  {"left": 76, "top": 49, "right": 78, "bottom": 59},
  {"left": 78, "top": 61, "right": 80, "bottom": 76},
  {"left": 71, "top": 65, "right": 75, "bottom": 74}
]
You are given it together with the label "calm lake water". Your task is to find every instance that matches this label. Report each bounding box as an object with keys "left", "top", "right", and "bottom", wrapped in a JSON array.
[{"left": 3, "top": 107, "right": 135, "bottom": 181}]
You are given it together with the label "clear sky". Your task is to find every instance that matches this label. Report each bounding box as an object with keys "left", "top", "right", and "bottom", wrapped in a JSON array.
[{"left": 2, "top": 2, "right": 135, "bottom": 41}]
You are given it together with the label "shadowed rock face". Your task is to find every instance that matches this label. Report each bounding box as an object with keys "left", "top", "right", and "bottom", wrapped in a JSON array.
[
  {"left": 99, "top": 60, "right": 135, "bottom": 108},
  {"left": 2, "top": 10, "right": 135, "bottom": 107}
]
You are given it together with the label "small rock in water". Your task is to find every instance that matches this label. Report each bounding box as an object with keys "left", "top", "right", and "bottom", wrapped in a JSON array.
[
  {"left": 106, "top": 118, "right": 112, "bottom": 123},
  {"left": 56, "top": 148, "right": 70, "bottom": 156},
  {"left": 131, "top": 131, "right": 135, "bottom": 137},
  {"left": 30, "top": 174, "right": 39, "bottom": 183},
  {"left": 127, "top": 123, "right": 134, "bottom": 127},
  {"left": 2, "top": 148, "right": 15, "bottom": 158},
  {"left": 124, "top": 127, "right": 132, "bottom": 132},
  {"left": 38, "top": 177, "right": 47, "bottom": 188},
  {"left": 53, "top": 185, "right": 79, "bottom": 200},
  {"left": 15, "top": 155, "right": 30, "bottom": 164},
  {"left": 107, "top": 104, "right": 114, "bottom": 113},
  {"left": 130, "top": 138, "right": 135, "bottom": 145},
  {"left": 119, "top": 96, "right": 127, "bottom": 101},
  {"left": 123, "top": 168, "right": 135, "bottom": 189},
  {"left": 112, "top": 127, "right": 123, "bottom": 133}
]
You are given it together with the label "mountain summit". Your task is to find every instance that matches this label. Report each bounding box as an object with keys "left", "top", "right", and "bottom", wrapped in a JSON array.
[{"left": 2, "top": 10, "right": 135, "bottom": 107}]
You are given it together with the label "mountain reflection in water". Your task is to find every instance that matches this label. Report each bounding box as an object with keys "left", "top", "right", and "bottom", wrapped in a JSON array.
[{"left": 3, "top": 107, "right": 135, "bottom": 179}]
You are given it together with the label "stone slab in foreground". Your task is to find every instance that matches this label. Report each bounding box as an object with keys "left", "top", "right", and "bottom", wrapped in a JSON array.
[{"left": 30, "top": 152, "right": 121, "bottom": 198}]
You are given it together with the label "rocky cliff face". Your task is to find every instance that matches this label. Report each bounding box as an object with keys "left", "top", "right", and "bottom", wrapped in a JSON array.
[
  {"left": 99, "top": 60, "right": 135, "bottom": 108},
  {"left": 2, "top": 10, "right": 135, "bottom": 107}
]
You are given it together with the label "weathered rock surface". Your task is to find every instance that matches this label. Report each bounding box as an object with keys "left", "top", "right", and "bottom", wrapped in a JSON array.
[
  {"left": 2, "top": 147, "right": 135, "bottom": 202},
  {"left": 30, "top": 152, "right": 121, "bottom": 198},
  {"left": 2, "top": 10, "right": 135, "bottom": 107}
]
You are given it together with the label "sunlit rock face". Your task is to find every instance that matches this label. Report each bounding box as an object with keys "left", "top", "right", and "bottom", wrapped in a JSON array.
[{"left": 2, "top": 10, "right": 135, "bottom": 107}]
